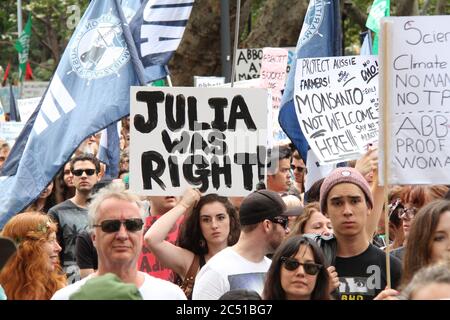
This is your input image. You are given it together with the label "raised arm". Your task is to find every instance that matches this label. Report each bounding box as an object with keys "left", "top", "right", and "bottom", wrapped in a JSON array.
[
  {"left": 144, "top": 188, "right": 201, "bottom": 279},
  {"left": 355, "top": 147, "right": 382, "bottom": 239}
]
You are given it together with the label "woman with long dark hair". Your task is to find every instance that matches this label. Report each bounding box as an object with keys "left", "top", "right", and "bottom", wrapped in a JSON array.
[
  {"left": 263, "top": 235, "right": 331, "bottom": 300},
  {"left": 144, "top": 188, "right": 240, "bottom": 299}
]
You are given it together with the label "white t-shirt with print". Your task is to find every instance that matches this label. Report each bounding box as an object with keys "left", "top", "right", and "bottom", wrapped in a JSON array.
[
  {"left": 192, "top": 247, "right": 271, "bottom": 300},
  {"left": 51, "top": 272, "right": 186, "bottom": 300}
]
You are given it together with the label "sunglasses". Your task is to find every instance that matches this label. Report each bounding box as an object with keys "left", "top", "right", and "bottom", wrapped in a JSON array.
[
  {"left": 290, "top": 164, "right": 306, "bottom": 173},
  {"left": 72, "top": 168, "right": 96, "bottom": 176},
  {"left": 398, "top": 207, "right": 418, "bottom": 220},
  {"left": 93, "top": 218, "right": 144, "bottom": 233},
  {"left": 269, "top": 216, "right": 289, "bottom": 230},
  {"left": 280, "top": 257, "right": 322, "bottom": 275}
]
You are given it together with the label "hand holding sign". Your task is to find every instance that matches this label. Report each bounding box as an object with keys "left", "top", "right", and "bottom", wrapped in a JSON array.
[{"left": 178, "top": 187, "right": 202, "bottom": 210}]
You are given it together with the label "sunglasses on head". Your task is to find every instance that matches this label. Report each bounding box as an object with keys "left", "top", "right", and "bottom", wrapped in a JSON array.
[
  {"left": 280, "top": 257, "right": 322, "bottom": 275},
  {"left": 269, "top": 216, "right": 289, "bottom": 230},
  {"left": 72, "top": 168, "right": 96, "bottom": 176},
  {"left": 93, "top": 218, "right": 144, "bottom": 233}
]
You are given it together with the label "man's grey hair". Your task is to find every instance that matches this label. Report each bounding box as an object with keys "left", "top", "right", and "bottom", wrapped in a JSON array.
[
  {"left": 88, "top": 182, "right": 145, "bottom": 231},
  {"left": 401, "top": 258, "right": 450, "bottom": 299}
]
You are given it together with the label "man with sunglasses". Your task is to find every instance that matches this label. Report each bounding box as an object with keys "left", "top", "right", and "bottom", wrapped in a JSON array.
[
  {"left": 52, "top": 183, "right": 186, "bottom": 300},
  {"left": 192, "top": 190, "right": 290, "bottom": 300},
  {"left": 48, "top": 154, "right": 101, "bottom": 284}
]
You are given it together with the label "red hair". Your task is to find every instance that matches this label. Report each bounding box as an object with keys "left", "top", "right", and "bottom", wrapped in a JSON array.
[{"left": 0, "top": 212, "right": 66, "bottom": 299}]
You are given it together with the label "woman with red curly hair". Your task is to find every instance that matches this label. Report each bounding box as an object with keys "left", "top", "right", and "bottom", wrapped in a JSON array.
[{"left": 0, "top": 212, "right": 66, "bottom": 299}]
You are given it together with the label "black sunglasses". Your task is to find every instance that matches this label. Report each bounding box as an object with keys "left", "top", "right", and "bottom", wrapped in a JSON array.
[
  {"left": 72, "top": 168, "right": 96, "bottom": 176},
  {"left": 93, "top": 218, "right": 144, "bottom": 233},
  {"left": 280, "top": 257, "right": 322, "bottom": 275},
  {"left": 269, "top": 216, "right": 289, "bottom": 230},
  {"left": 290, "top": 164, "right": 306, "bottom": 173}
]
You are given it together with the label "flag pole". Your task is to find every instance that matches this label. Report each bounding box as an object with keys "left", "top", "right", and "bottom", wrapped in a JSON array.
[
  {"left": 230, "top": 0, "right": 241, "bottom": 88},
  {"left": 380, "top": 19, "right": 392, "bottom": 289},
  {"left": 17, "top": 0, "right": 23, "bottom": 97}
]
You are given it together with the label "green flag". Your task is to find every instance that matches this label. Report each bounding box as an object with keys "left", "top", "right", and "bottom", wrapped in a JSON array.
[
  {"left": 365, "top": 0, "right": 390, "bottom": 54},
  {"left": 15, "top": 15, "right": 32, "bottom": 82}
]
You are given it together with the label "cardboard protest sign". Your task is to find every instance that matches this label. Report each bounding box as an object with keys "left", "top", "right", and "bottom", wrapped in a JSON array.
[
  {"left": 130, "top": 87, "right": 270, "bottom": 196},
  {"left": 193, "top": 76, "right": 225, "bottom": 88},
  {"left": 260, "top": 47, "right": 288, "bottom": 109},
  {"left": 235, "top": 47, "right": 295, "bottom": 81},
  {"left": 294, "top": 55, "right": 379, "bottom": 164},
  {"left": 17, "top": 97, "right": 41, "bottom": 123},
  {"left": 379, "top": 16, "right": 450, "bottom": 185}
]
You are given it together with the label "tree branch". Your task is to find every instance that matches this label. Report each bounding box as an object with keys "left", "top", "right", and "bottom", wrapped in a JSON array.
[{"left": 420, "top": 0, "right": 431, "bottom": 15}]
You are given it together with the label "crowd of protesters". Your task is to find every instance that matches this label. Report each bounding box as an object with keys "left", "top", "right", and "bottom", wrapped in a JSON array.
[{"left": 1, "top": 117, "right": 450, "bottom": 301}]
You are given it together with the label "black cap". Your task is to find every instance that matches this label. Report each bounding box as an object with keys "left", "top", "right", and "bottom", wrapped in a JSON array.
[{"left": 239, "top": 190, "right": 288, "bottom": 225}]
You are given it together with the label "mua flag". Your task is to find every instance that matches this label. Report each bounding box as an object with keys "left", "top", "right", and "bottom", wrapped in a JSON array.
[
  {"left": 278, "top": 0, "right": 342, "bottom": 189},
  {"left": 97, "top": 121, "right": 121, "bottom": 178},
  {"left": 129, "top": 0, "right": 194, "bottom": 82},
  {"left": 0, "top": 0, "right": 192, "bottom": 227}
]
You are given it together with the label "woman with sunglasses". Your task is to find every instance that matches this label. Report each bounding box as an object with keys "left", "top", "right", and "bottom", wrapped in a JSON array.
[
  {"left": 0, "top": 212, "right": 66, "bottom": 299},
  {"left": 262, "top": 235, "right": 331, "bottom": 300},
  {"left": 144, "top": 188, "right": 241, "bottom": 299}
]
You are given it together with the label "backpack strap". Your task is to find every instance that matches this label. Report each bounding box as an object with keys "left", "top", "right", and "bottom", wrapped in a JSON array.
[
  {"left": 180, "top": 255, "right": 200, "bottom": 299},
  {"left": 303, "top": 233, "right": 337, "bottom": 266}
]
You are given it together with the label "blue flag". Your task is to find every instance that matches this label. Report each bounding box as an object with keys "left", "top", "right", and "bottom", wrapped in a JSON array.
[
  {"left": 0, "top": 0, "right": 193, "bottom": 227},
  {"left": 97, "top": 121, "right": 120, "bottom": 178},
  {"left": 129, "top": 0, "right": 194, "bottom": 82},
  {"left": 8, "top": 85, "right": 20, "bottom": 122},
  {"left": 278, "top": 0, "right": 342, "bottom": 190}
]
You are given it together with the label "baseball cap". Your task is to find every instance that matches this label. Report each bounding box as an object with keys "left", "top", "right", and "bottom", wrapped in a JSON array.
[{"left": 239, "top": 190, "right": 288, "bottom": 225}]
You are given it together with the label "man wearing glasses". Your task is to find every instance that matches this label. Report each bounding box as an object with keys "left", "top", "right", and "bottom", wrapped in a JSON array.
[
  {"left": 48, "top": 154, "right": 101, "bottom": 284},
  {"left": 52, "top": 183, "right": 186, "bottom": 300},
  {"left": 192, "top": 190, "right": 289, "bottom": 300}
]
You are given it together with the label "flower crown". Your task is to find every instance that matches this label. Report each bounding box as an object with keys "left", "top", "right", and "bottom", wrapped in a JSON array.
[{"left": 15, "top": 220, "right": 53, "bottom": 244}]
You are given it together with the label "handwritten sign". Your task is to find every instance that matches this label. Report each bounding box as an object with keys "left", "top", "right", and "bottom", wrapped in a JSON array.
[
  {"left": 260, "top": 48, "right": 288, "bottom": 109},
  {"left": 379, "top": 16, "right": 450, "bottom": 184},
  {"left": 235, "top": 47, "right": 295, "bottom": 82},
  {"left": 294, "top": 55, "right": 379, "bottom": 165},
  {"left": 17, "top": 97, "right": 41, "bottom": 123},
  {"left": 21, "top": 81, "right": 49, "bottom": 99},
  {"left": 193, "top": 76, "right": 225, "bottom": 88},
  {"left": 0, "top": 122, "right": 25, "bottom": 147},
  {"left": 130, "top": 87, "right": 270, "bottom": 196}
]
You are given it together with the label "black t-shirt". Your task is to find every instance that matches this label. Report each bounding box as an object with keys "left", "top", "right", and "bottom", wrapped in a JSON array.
[
  {"left": 333, "top": 244, "right": 402, "bottom": 300},
  {"left": 75, "top": 230, "right": 98, "bottom": 270}
]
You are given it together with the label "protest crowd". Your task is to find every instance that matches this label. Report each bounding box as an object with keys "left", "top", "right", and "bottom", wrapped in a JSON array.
[{"left": 0, "top": 0, "right": 449, "bottom": 302}]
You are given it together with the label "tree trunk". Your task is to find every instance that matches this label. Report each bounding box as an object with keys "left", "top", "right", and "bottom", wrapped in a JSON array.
[
  {"left": 435, "top": 0, "right": 448, "bottom": 14},
  {"left": 242, "top": 0, "right": 308, "bottom": 48},
  {"left": 395, "top": 0, "right": 419, "bottom": 16},
  {"left": 168, "top": 0, "right": 222, "bottom": 86}
]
